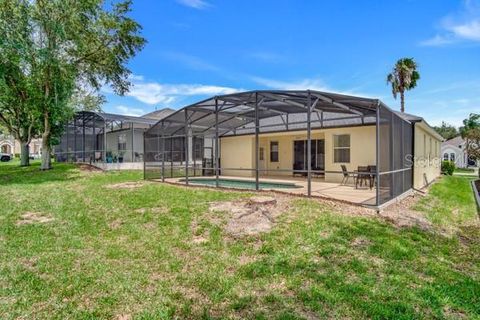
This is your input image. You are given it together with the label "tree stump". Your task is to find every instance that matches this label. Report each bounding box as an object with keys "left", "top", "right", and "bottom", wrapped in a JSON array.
[{"left": 248, "top": 196, "right": 277, "bottom": 206}]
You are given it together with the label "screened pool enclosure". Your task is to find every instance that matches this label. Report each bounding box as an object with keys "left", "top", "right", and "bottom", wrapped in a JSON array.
[
  {"left": 144, "top": 90, "right": 414, "bottom": 207},
  {"left": 54, "top": 111, "right": 157, "bottom": 165}
]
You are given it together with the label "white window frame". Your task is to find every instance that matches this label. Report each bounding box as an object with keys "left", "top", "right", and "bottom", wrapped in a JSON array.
[{"left": 333, "top": 134, "right": 350, "bottom": 163}]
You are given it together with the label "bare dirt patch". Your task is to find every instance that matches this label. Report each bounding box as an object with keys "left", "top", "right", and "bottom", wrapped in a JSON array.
[
  {"left": 351, "top": 236, "right": 372, "bottom": 248},
  {"left": 105, "top": 181, "right": 145, "bottom": 190},
  {"left": 16, "top": 212, "right": 54, "bottom": 226},
  {"left": 320, "top": 199, "right": 376, "bottom": 218},
  {"left": 379, "top": 193, "right": 434, "bottom": 231},
  {"left": 208, "top": 195, "right": 291, "bottom": 237},
  {"left": 109, "top": 219, "right": 123, "bottom": 230},
  {"left": 77, "top": 163, "right": 103, "bottom": 172}
]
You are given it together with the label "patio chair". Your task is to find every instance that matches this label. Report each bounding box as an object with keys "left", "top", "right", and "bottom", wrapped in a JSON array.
[
  {"left": 340, "top": 165, "right": 356, "bottom": 185},
  {"left": 355, "top": 166, "right": 370, "bottom": 189}
]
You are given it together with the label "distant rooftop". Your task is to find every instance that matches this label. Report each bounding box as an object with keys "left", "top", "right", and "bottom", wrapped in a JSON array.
[{"left": 142, "top": 108, "right": 176, "bottom": 120}]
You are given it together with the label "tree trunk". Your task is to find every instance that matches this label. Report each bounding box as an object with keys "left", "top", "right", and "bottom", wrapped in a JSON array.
[
  {"left": 40, "top": 139, "right": 51, "bottom": 170},
  {"left": 40, "top": 113, "right": 52, "bottom": 170},
  {"left": 400, "top": 91, "right": 405, "bottom": 113},
  {"left": 20, "top": 141, "right": 30, "bottom": 167}
]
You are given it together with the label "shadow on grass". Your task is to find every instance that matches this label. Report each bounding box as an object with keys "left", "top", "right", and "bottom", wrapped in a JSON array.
[{"left": 0, "top": 161, "right": 80, "bottom": 186}]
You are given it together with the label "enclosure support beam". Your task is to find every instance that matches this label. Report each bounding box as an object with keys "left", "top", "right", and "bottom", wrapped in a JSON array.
[
  {"left": 215, "top": 98, "right": 219, "bottom": 188},
  {"left": 307, "top": 90, "right": 312, "bottom": 197},
  {"left": 390, "top": 112, "right": 394, "bottom": 198},
  {"left": 170, "top": 136, "right": 173, "bottom": 179},
  {"left": 255, "top": 92, "right": 260, "bottom": 191},
  {"left": 310, "top": 92, "right": 363, "bottom": 116},
  {"left": 82, "top": 113, "right": 86, "bottom": 162},
  {"left": 161, "top": 130, "right": 165, "bottom": 182},
  {"left": 92, "top": 118, "right": 96, "bottom": 164},
  {"left": 131, "top": 122, "right": 134, "bottom": 162},
  {"left": 103, "top": 122, "right": 107, "bottom": 163},
  {"left": 143, "top": 132, "right": 146, "bottom": 180},
  {"left": 185, "top": 110, "right": 189, "bottom": 185},
  {"left": 375, "top": 101, "right": 381, "bottom": 207}
]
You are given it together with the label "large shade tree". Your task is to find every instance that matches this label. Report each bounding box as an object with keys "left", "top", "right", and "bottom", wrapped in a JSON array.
[
  {"left": 460, "top": 113, "right": 480, "bottom": 137},
  {"left": 387, "top": 58, "right": 420, "bottom": 113},
  {"left": 0, "top": 1, "right": 41, "bottom": 166},
  {"left": 460, "top": 113, "right": 480, "bottom": 170},
  {"left": 433, "top": 121, "right": 459, "bottom": 140},
  {"left": 0, "top": 0, "right": 145, "bottom": 170}
]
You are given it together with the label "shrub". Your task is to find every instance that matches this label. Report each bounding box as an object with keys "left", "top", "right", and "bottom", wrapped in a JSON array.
[{"left": 441, "top": 161, "right": 455, "bottom": 175}]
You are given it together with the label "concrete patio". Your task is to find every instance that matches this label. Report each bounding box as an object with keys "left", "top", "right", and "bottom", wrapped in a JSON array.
[{"left": 163, "top": 175, "right": 377, "bottom": 206}]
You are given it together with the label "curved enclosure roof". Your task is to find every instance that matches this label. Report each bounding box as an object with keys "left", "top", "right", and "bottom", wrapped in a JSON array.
[
  {"left": 146, "top": 90, "right": 390, "bottom": 137},
  {"left": 78, "top": 111, "right": 159, "bottom": 127}
]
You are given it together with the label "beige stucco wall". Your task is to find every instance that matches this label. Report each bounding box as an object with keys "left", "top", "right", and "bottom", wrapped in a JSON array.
[
  {"left": 220, "top": 135, "right": 255, "bottom": 177},
  {"left": 217, "top": 120, "right": 442, "bottom": 192},
  {"left": 413, "top": 123, "right": 442, "bottom": 189},
  {"left": 220, "top": 125, "right": 376, "bottom": 182}
]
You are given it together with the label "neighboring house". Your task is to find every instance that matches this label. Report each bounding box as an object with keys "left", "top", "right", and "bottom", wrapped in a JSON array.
[
  {"left": 144, "top": 90, "right": 443, "bottom": 208},
  {"left": 441, "top": 136, "right": 478, "bottom": 168},
  {"left": 54, "top": 108, "right": 174, "bottom": 169},
  {"left": 0, "top": 134, "right": 42, "bottom": 158}
]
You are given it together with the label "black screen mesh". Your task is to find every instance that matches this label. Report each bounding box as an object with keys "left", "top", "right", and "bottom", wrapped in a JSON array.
[{"left": 377, "top": 105, "right": 413, "bottom": 205}]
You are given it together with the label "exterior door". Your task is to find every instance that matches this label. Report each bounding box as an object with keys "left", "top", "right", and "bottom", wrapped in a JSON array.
[{"left": 293, "top": 139, "right": 325, "bottom": 175}]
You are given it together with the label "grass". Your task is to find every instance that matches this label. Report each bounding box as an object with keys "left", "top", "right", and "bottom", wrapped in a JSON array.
[
  {"left": 415, "top": 175, "right": 478, "bottom": 228},
  {"left": 0, "top": 163, "right": 479, "bottom": 319}
]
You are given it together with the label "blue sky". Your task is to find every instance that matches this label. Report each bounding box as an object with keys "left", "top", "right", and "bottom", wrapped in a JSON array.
[{"left": 102, "top": 0, "right": 480, "bottom": 126}]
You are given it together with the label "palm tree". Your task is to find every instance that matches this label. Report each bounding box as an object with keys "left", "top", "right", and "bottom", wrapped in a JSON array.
[{"left": 387, "top": 58, "right": 420, "bottom": 113}]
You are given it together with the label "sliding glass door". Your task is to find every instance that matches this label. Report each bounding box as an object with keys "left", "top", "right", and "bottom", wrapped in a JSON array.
[{"left": 293, "top": 140, "right": 325, "bottom": 175}]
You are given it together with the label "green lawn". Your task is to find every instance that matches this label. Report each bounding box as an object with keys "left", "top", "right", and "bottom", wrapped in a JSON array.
[
  {"left": 1, "top": 163, "right": 479, "bottom": 319},
  {"left": 415, "top": 175, "right": 478, "bottom": 229}
]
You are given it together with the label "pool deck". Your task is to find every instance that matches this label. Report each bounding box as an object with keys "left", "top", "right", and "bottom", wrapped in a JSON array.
[{"left": 162, "top": 175, "right": 376, "bottom": 206}]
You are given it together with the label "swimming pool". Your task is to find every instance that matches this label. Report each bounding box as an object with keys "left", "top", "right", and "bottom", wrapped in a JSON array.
[{"left": 178, "top": 178, "right": 301, "bottom": 190}]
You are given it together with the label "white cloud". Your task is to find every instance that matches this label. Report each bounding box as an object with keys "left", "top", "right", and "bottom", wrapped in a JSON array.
[
  {"left": 115, "top": 105, "right": 145, "bottom": 117},
  {"left": 450, "top": 19, "right": 480, "bottom": 40},
  {"left": 421, "top": 1, "right": 480, "bottom": 46},
  {"left": 420, "top": 34, "right": 456, "bottom": 46},
  {"left": 175, "top": 0, "right": 210, "bottom": 9},
  {"left": 118, "top": 75, "right": 240, "bottom": 105}
]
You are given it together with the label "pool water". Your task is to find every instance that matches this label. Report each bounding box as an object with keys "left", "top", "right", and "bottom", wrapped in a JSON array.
[{"left": 179, "top": 178, "right": 301, "bottom": 190}]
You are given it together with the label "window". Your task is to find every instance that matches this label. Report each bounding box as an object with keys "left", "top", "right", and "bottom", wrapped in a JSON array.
[
  {"left": 423, "top": 135, "right": 427, "bottom": 158},
  {"left": 429, "top": 137, "right": 432, "bottom": 158},
  {"left": 259, "top": 147, "right": 264, "bottom": 161},
  {"left": 270, "top": 141, "right": 279, "bottom": 162},
  {"left": 450, "top": 153, "right": 455, "bottom": 162},
  {"left": 333, "top": 134, "right": 350, "bottom": 163},
  {"left": 118, "top": 134, "right": 127, "bottom": 151},
  {"left": 443, "top": 153, "right": 449, "bottom": 161}
]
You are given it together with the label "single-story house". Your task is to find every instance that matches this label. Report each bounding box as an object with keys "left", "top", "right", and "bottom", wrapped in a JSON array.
[
  {"left": 54, "top": 108, "right": 174, "bottom": 170},
  {"left": 144, "top": 90, "right": 443, "bottom": 208},
  {"left": 441, "top": 136, "right": 478, "bottom": 168}
]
